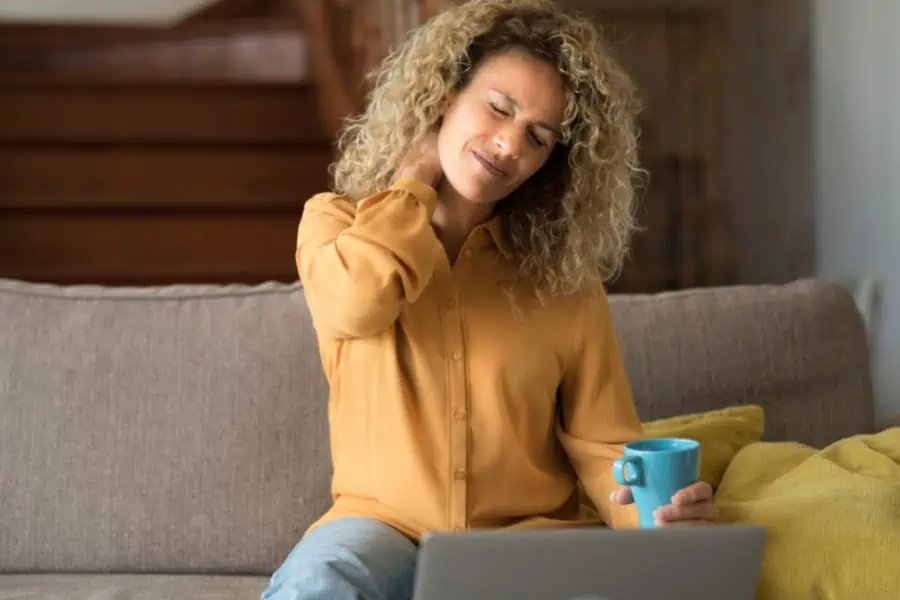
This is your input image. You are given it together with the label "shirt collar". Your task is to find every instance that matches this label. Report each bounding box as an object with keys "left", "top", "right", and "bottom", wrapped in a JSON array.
[{"left": 484, "top": 217, "right": 513, "bottom": 259}]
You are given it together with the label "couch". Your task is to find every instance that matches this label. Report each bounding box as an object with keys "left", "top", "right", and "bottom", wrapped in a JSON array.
[{"left": 0, "top": 276, "right": 875, "bottom": 599}]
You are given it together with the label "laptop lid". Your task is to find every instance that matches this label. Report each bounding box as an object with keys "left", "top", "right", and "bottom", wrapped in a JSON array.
[{"left": 412, "top": 524, "right": 766, "bottom": 600}]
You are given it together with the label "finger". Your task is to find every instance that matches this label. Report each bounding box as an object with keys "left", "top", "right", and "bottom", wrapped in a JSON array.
[
  {"left": 671, "top": 481, "right": 714, "bottom": 505},
  {"left": 654, "top": 501, "right": 718, "bottom": 524},
  {"left": 670, "top": 481, "right": 712, "bottom": 505},
  {"left": 608, "top": 487, "right": 634, "bottom": 505},
  {"left": 658, "top": 519, "right": 717, "bottom": 528}
]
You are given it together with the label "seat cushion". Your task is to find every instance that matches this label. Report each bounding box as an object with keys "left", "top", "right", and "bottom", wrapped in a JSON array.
[{"left": 0, "top": 574, "right": 267, "bottom": 599}]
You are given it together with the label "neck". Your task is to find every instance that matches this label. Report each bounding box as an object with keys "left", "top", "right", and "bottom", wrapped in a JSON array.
[{"left": 432, "top": 182, "right": 495, "bottom": 263}]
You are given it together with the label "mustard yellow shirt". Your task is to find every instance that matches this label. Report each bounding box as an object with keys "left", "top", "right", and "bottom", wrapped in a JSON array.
[{"left": 296, "top": 177, "right": 642, "bottom": 540}]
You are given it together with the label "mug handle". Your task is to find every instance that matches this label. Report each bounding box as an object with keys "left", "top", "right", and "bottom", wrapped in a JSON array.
[{"left": 613, "top": 456, "right": 643, "bottom": 486}]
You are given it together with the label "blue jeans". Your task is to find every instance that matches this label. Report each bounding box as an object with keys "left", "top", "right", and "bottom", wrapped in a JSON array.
[{"left": 261, "top": 517, "right": 419, "bottom": 600}]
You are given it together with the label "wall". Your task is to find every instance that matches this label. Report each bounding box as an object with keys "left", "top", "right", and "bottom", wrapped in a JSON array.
[
  {"left": 814, "top": 0, "right": 900, "bottom": 423},
  {"left": 568, "top": 0, "right": 815, "bottom": 285},
  {"left": 0, "top": 0, "right": 214, "bottom": 24},
  {"left": 725, "top": 0, "right": 813, "bottom": 284}
]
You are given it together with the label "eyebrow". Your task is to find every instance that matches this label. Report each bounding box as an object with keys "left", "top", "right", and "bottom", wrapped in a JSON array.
[{"left": 493, "top": 89, "right": 562, "bottom": 137}]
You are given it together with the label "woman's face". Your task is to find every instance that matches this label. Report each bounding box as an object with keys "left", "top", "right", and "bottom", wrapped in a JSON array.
[{"left": 437, "top": 48, "right": 567, "bottom": 206}]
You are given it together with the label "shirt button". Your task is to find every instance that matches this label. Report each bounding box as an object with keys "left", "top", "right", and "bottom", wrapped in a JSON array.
[
  {"left": 451, "top": 350, "right": 462, "bottom": 361},
  {"left": 446, "top": 298, "right": 457, "bottom": 309},
  {"left": 463, "top": 249, "right": 473, "bottom": 258},
  {"left": 453, "top": 409, "right": 466, "bottom": 422},
  {"left": 453, "top": 469, "right": 467, "bottom": 481}
]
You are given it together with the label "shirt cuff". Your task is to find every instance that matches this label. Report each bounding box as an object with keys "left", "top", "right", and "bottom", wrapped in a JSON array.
[{"left": 391, "top": 177, "right": 438, "bottom": 215}]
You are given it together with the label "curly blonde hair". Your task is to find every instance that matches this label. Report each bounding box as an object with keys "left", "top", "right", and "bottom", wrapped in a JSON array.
[{"left": 332, "top": 0, "right": 642, "bottom": 295}]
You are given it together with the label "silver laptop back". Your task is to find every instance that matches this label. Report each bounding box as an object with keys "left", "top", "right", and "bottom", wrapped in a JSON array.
[{"left": 413, "top": 524, "right": 765, "bottom": 600}]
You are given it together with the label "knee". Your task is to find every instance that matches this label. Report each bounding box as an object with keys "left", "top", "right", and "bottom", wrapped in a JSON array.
[
  {"left": 261, "top": 518, "right": 417, "bottom": 600},
  {"left": 261, "top": 557, "right": 365, "bottom": 600}
]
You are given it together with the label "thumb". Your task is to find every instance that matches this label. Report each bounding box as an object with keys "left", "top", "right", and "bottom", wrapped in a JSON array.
[{"left": 609, "top": 487, "right": 634, "bottom": 505}]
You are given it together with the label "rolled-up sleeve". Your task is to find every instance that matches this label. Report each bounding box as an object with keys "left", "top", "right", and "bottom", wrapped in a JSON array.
[
  {"left": 296, "top": 178, "right": 445, "bottom": 339},
  {"left": 556, "top": 286, "right": 644, "bottom": 528}
]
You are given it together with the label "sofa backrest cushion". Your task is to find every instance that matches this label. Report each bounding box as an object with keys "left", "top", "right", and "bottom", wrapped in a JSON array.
[
  {"left": 0, "top": 280, "right": 331, "bottom": 574},
  {"left": 610, "top": 280, "right": 874, "bottom": 447}
]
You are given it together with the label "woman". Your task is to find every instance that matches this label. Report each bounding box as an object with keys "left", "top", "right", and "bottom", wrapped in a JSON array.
[{"left": 264, "top": 1, "right": 717, "bottom": 598}]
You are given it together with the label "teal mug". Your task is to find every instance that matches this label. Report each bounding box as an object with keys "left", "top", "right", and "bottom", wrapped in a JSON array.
[{"left": 612, "top": 437, "right": 700, "bottom": 528}]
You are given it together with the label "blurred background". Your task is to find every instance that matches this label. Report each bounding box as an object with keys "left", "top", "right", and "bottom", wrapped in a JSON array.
[{"left": 0, "top": 0, "right": 896, "bottom": 423}]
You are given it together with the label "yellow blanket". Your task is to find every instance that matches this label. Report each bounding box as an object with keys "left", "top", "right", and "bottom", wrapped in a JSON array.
[{"left": 716, "top": 427, "right": 900, "bottom": 599}]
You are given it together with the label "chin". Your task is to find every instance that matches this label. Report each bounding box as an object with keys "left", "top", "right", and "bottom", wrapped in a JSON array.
[{"left": 444, "top": 171, "right": 499, "bottom": 205}]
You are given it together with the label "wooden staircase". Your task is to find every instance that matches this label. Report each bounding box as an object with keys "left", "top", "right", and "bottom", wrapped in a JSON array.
[
  {"left": 0, "top": 13, "right": 327, "bottom": 284},
  {"left": 0, "top": 1, "right": 447, "bottom": 285}
]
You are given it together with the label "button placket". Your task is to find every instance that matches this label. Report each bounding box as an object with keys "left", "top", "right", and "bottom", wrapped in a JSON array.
[{"left": 441, "top": 272, "right": 468, "bottom": 532}]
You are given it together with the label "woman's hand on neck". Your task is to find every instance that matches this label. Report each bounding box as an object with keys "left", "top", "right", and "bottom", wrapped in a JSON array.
[
  {"left": 432, "top": 180, "right": 496, "bottom": 264},
  {"left": 393, "top": 131, "right": 495, "bottom": 262}
]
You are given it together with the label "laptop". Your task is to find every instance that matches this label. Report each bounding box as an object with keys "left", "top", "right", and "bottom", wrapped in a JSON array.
[{"left": 412, "top": 524, "right": 766, "bottom": 600}]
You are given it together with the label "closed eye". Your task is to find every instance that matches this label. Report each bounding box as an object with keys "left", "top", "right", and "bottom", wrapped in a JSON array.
[
  {"left": 489, "top": 102, "right": 510, "bottom": 116},
  {"left": 529, "top": 131, "right": 547, "bottom": 147},
  {"left": 490, "top": 101, "right": 548, "bottom": 147}
]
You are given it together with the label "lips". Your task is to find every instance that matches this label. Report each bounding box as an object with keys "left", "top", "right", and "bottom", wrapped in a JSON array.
[{"left": 472, "top": 151, "right": 506, "bottom": 178}]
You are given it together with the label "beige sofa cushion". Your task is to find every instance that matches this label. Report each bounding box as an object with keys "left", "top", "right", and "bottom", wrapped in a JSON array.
[
  {"left": 610, "top": 280, "right": 874, "bottom": 447},
  {"left": 0, "top": 575, "right": 266, "bottom": 599},
  {"left": 0, "top": 280, "right": 332, "bottom": 575}
]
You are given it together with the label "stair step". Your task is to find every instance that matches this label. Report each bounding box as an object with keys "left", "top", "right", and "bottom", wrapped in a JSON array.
[
  {"left": 0, "top": 212, "right": 302, "bottom": 285},
  {"left": 0, "top": 18, "right": 308, "bottom": 84},
  {"left": 0, "top": 83, "right": 325, "bottom": 144},
  {"left": 0, "top": 145, "right": 333, "bottom": 211}
]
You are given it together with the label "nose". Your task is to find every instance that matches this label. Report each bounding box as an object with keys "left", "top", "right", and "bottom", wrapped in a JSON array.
[{"left": 492, "top": 124, "right": 526, "bottom": 159}]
